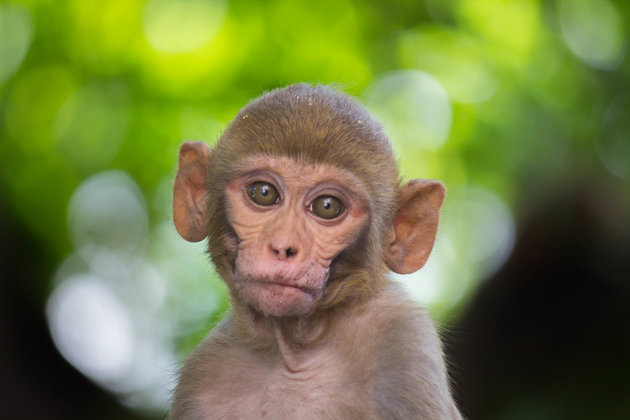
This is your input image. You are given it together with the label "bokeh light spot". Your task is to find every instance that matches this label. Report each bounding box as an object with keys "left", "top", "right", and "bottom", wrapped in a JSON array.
[
  {"left": 143, "top": 0, "right": 227, "bottom": 53},
  {"left": 396, "top": 186, "right": 516, "bottom": 315},
  {"left": 68, "top": 171, "right": 149, "bottom": 258},
  {"left": 393, "top": 237, "right": 458, "bottom": 307},
  {"left": 558, "top": 0, "right": 626, "bottom": 70},
  {"left": 458, "top": 0, "right": 540, "bottom": 59},
  {"left": 53, "top": 170, "right": 183, "bottom": 411},
  {"left": 0, "top": 3, "right": 32, "bottom": 84},
  {"left": 398, "top": 27, "right": 499, "bottom": 103},
  {"left": 444, "top": 186, "right": 516, "bottom": 279},
  {"left": 54, "top": 82, "right": 130, "bottom": 171},
  {"left": 66, "top": 0, "right": 144, "bottom": 73},
  {"left": 5, "top": 66, "right": 77, "bottom": 151},
  {"left": 150, "top": 221, "right": 224, "bottom": 333},
  {"left": 47, "top": 274, "right": 135, "bottom": 382},
  {"left": 363, "top": 70, "right": 452, "bottom": 151},
  {"left": 598, "top": 95, "right": 630, "bottom": 180}
]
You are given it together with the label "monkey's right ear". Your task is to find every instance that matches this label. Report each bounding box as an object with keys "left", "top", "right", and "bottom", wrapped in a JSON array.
[{"left": 173, "top": 141, "right": 212, "bottom": 242}]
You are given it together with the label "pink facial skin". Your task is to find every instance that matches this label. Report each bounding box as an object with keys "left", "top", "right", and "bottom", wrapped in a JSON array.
[{"left": 224, "top": 155, "right": 370, "bottom": 317}]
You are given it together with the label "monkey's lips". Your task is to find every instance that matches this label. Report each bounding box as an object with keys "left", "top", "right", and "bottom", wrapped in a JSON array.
[
  {"left": 249, "top": 278, "right": 319, "bottom": 303},
  {"left": 234, "top": 275, "right": 325, "bottom": 317},
  {"left": 254, "top": 279, "right": 314, "bottom": 293},
  {"left": 231, "top": 256, "right": 330, "bottom": 316}
]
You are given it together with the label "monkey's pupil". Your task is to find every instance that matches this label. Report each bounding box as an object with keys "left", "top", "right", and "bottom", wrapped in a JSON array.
[
  {"left": 261, "top": 186, "right": 269, "bottom": 196},
  {"left": 323, "top": 199, "right": 331, "bottom": 209}
]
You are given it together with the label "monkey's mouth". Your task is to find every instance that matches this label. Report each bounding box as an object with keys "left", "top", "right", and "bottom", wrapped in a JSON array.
[
  {"left": 232, "top": 269, "right": 328, "bottom": 317},
  {"left": 251, "top": 279, "right": 316, "bottom": 296},
  {"left": 232, "top": 258, "right": 326, "bottom": 297}
]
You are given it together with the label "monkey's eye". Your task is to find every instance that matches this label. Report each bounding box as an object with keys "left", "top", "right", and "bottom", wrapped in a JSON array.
[
  {"left": 248, "top": 182, "right": 280, "bottom": 206},
  {"left": 311, "top": 196, "right": 344, "bottom": 220}
]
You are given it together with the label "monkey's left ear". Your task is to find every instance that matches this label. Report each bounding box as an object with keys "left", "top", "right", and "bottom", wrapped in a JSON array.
[
  {"left": 385, "top": 180, "right": 445, "bottom": 274},
  {"left": 173, "top": 141, "right": 212, "bottom": 242}
]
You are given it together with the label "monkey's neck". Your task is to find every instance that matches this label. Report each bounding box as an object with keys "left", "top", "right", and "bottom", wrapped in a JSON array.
[
  {"left": 272, "top": 321, "right": 317, "bottom": 372},
  {"left": 232, "top": 301, "right": 332, "bottom": 361}
]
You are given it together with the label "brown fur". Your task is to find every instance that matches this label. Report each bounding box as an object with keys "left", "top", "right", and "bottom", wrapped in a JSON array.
[
  {"left": 171, "top": 84, "right": 461, "bottom": 419},
  {"left": 206, "top": 85, "right": 399, "bottom": 309}
]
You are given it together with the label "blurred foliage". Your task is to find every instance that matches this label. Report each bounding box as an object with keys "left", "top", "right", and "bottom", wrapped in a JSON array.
[{"left": 0, "top": 0, "right": 629, "bottom": 417}]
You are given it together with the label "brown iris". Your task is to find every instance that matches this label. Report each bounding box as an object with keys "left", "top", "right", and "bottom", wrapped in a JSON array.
[
  {"left": 248, "top": 182, "right": 279, "bottom": 206},
  {"left": 312, "top": 196, "right": 343, "bottom": 219}
]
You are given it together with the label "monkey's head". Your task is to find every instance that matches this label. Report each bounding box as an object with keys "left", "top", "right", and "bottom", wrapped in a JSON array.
[{"left": 173, "top": 84, "right": 444, "bottom": 318}]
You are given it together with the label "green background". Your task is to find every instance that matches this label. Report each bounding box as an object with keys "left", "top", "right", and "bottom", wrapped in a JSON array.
[{"left": 1, "top": 0, "right": 629, "bottom": 418}]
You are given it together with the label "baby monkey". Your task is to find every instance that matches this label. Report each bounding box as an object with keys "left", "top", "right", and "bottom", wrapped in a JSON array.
[{"left": 171, "top": 84, "right": 461, "bottom": 419}]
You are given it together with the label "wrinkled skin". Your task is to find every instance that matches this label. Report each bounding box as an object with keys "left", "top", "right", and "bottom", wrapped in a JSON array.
[{"left": 225, "top": 155, "right": 370, "bottom": 317}]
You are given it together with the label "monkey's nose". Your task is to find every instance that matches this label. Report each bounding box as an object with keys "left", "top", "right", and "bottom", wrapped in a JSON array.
[{"left": 270, "top": 243, "right": 299, "bottom": 260}]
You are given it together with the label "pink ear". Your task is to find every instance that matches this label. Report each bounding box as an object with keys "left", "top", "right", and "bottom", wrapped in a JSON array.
[
  {"left": 173, "top": 141, "right": 212, "bottom": 242},
  {"left": 385, "top": 179, "right": 445, "bottom": 274}
]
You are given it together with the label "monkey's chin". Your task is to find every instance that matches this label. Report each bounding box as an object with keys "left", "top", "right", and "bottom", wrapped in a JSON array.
[{"left": 238, "top": 282, "right": 321, "bottom": 318}]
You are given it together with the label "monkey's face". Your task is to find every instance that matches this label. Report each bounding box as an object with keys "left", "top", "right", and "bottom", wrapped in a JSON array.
[
  {"left": 173, "top": 86, "right": 445, "bottom": 319},
  {"left": 223, "top": 155, "right": 370, "bottom": 317}
]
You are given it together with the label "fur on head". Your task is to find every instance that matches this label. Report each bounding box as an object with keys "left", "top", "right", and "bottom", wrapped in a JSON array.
[{"left": 206, "top": 84, "right": 400, "bottom": 311}]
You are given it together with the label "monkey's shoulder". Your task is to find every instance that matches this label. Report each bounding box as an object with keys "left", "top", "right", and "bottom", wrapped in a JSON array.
[
  {"left": 177, "top": 316, "right": 260, "bottom": 378},
  {"left": 171, "top": 320, "right": 274, "bottom": 418},
  {"left": 355, "top": 287, "right": 461, "bottom": 419},
  {"left": 351, "top": 285, "right": 442, "bottom": 349}
]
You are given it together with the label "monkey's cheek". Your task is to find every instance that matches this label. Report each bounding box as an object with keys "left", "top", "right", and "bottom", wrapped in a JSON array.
[{"left": 239, "top": 283, "right": 320, "bottom": 317}]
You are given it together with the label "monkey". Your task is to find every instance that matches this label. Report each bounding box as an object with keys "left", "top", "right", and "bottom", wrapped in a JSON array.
[{"left": 171, "top": 84, "right": 462, "bottom": 419}]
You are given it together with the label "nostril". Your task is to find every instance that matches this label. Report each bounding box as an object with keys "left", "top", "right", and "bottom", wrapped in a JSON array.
[{"left": 270, "top": 243, "right": 298, "bottom": 260}]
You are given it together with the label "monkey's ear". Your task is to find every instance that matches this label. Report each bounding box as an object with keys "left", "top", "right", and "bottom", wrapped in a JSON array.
[
  {"left": 173, "top": 141, "right": 212, "bottom": 242},
  {"left": 385, "top": 179, "right": 445, "bottom": 274}
]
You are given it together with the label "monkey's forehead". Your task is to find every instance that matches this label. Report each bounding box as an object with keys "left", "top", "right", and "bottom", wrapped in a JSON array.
[
  {"left": 219, "top": 88, "right": 396, "bottom": 179},
  {"left": 227, "top": 154, "right": 365, "bottom": 186}
]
